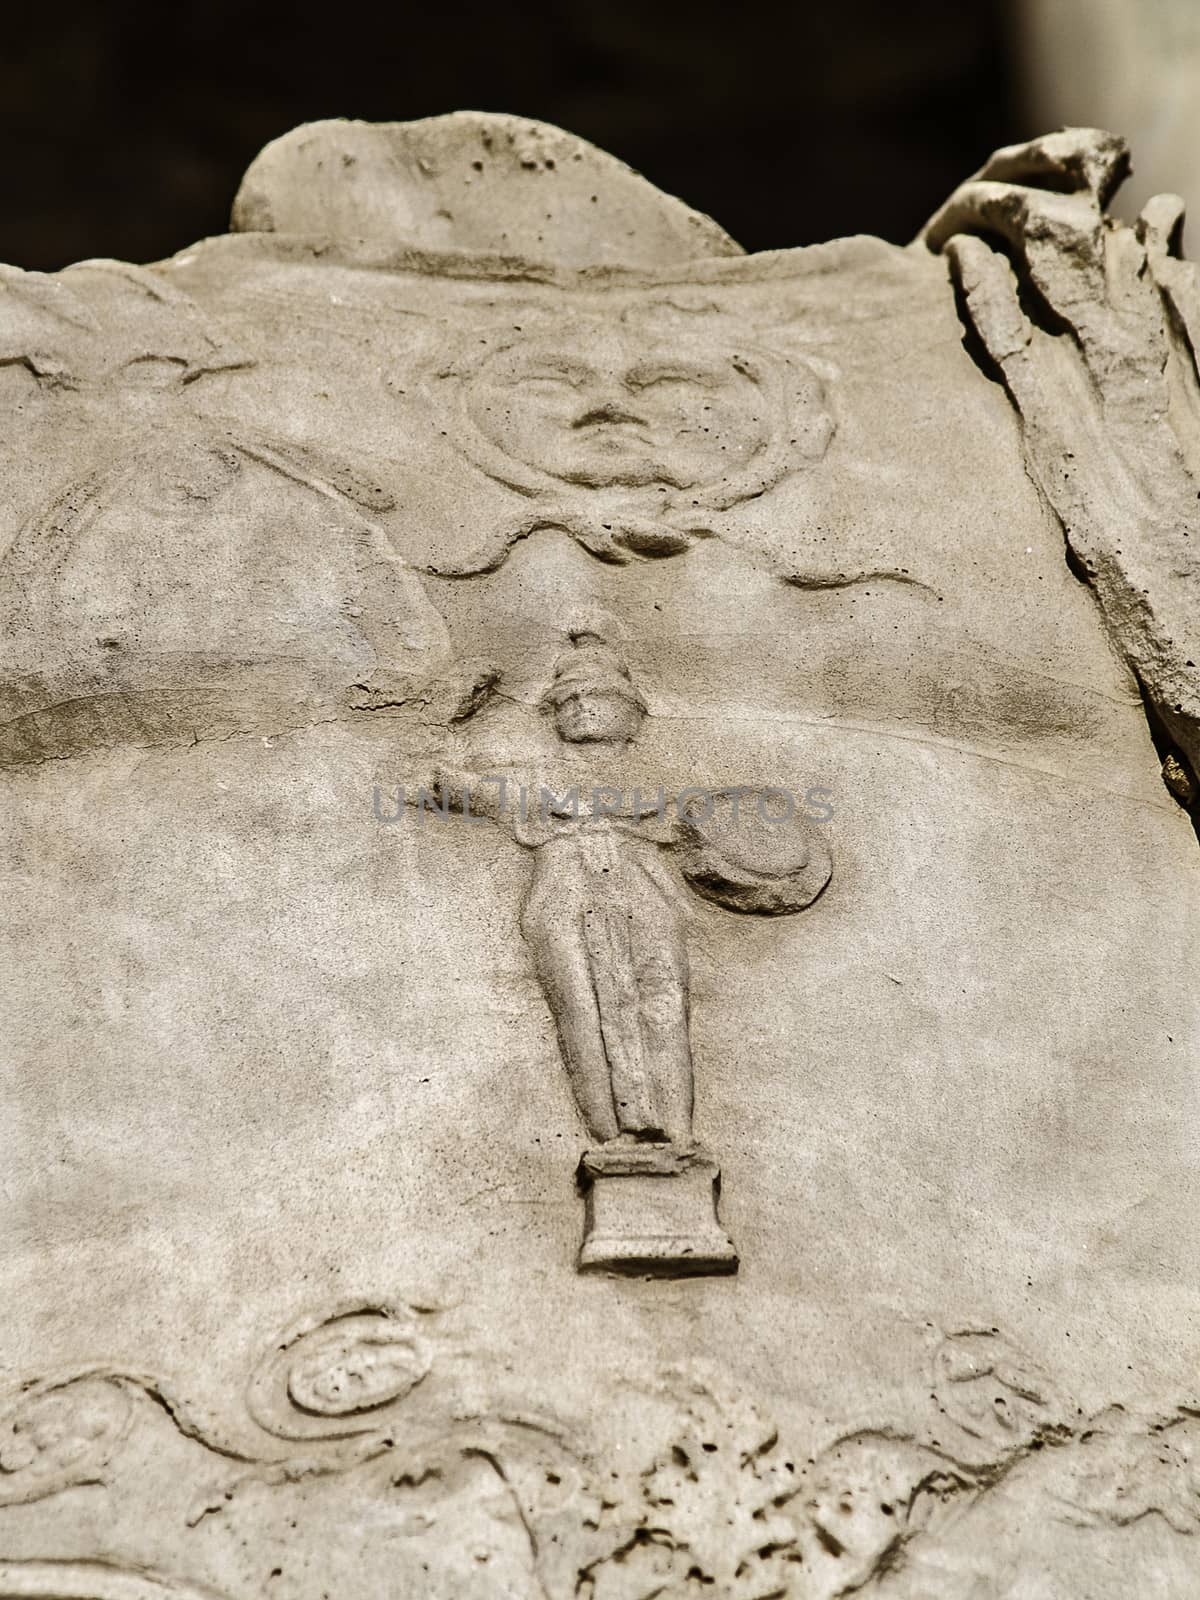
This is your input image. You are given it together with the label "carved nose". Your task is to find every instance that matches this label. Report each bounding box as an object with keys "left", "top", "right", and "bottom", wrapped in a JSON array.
[{"left": 572, "top": 400, "right": 644, "bottom": 429}]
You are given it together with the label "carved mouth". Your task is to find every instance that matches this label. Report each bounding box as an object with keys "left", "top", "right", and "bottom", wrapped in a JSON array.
[
  {"left": 570, "top": 404, "right": 653, "bottom": 445},
  {"left": 573, "top": 421, "right": 653, "bottom": 452}
]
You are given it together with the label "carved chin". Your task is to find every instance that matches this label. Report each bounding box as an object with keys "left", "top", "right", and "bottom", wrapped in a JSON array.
[{"left": 555, "top": 694, "right": 643, "bottom": 743}]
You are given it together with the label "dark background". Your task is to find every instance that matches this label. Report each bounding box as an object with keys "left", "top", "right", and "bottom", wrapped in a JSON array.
[{"left": 2, "top": 0, "right": 1022, "bottom": 270}]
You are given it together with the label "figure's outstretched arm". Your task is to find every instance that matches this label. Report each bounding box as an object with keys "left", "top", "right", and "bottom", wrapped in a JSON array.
[{"left": 429, "top": 763, "right": 522, "bottom": 825}]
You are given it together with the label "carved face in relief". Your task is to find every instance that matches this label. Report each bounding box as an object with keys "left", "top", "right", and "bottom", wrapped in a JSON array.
[
  {"left": 429, "top": 311, "right": 833, "bottom": 519},
  {"left": 465, "top": 327, "right": 771, "bottom": 490}
]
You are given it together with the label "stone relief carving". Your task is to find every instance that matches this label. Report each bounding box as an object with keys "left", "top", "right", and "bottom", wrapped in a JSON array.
[
  {"left": 0, "top": 1563, "right": 230, "bottom": 1600},
  {"left": 422, "top": 305, "right": 834, "bottom": 570},
  {"left": 245, "top": 1300, "right": 433, "bottom": 1438},
  {"left": 0, "top": 1298, "right": 599, "bottom": 1598},
  {"left": 3, "top": 1313, "right": 1199, "bottom": 1597},
  {"left": 4, "top": 111, "right": 1198, "bottom": 1600},
  {"left": 0, "top": 423, "right": 450, "bottom": 766},
  {"left": 0, "top": 257, "right": 252, "bottom": 392},
  {"left": 921, "top": 127, "right": 1200, "bottom": 825},
  {"left": 427, "top": 624, "right": 832, "bottom": 1274},
  {"left": 0, "top": 1375, "right": 136, "bottom": 1508}
]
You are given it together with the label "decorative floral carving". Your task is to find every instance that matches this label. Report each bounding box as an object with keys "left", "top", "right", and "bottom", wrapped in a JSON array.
[
  {"left": 1049, "top": 1407, "right": 1200, "bottom": 1535},
  {"left": 245, "top": 1301, "right": 432, "bottom": 1438},
  {"left": 4, "top": 1315, "right": 1200, "bottom": 1597},
  {"left": 244, "top": 1299, "right": 432, "bottom": 1440},
  {"left": 932, "top": 1327, "right": 1067, "bottom": 1455},
  {"left": 0, "top": 1374, "right": 133, "bottom": 1507},
  {"left": 284, "top": 1327, "right": 426, "bottom": 1417}
]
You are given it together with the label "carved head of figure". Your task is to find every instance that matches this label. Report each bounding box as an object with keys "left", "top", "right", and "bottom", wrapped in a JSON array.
[
  {"left": 543, "top": 630, "right": 647, "bottom": 745},
  {"left": 427, "top": 306, "right": 834, "bottom": 540}
]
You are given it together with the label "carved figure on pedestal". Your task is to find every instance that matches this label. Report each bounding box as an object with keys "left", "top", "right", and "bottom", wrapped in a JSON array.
[{"left": 433, "top": 627, "right": 832, "bottom": 1274}]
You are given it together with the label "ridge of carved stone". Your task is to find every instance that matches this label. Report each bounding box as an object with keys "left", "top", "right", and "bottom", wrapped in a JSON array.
[
  {"left": 153, "top": 227, "right": 919, "bottom": 295},
  {"left": 229, "top": 112, "right": 745, "bottom": 270}
]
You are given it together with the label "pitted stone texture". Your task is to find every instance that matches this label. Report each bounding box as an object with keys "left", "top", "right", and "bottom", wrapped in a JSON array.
[{"left": 231, "top": 112, "right": 744, "bottom": 268}]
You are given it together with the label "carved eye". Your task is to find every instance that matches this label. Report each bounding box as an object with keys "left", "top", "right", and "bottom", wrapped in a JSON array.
[
  {"left": 519, "top": 371, "right": 585, "bottom": 394},
  {"left": 628, "top": 369, "right": 697, "bottom": 393}
]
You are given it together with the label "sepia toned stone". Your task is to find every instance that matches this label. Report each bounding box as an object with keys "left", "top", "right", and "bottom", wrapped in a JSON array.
[{"left": 1, "top": 111, "right": 1199, "bottom": 1596}]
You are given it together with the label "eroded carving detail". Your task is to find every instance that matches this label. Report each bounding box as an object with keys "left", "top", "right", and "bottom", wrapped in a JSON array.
[
  {"left": 0, "top": 1299, "right": 599, "bottom": 1598},
  {"left": 922, "top": 128, "right": 1200, "bottom": 822},
  {"left": 3, "top": 1318, "right": 1199, "bottom": 1596},
  {"left": 0, "top": 258, "right": 251, "bottom": 392},
  {"left": 0, "top": 421, "right": 450, "bottom": 767},
  {"left": 580, "top": 1377, "right": 807, "bottom": 1599},
  {"left": 931, "top": 1325, "right": 1068, "bottom": 1456}
]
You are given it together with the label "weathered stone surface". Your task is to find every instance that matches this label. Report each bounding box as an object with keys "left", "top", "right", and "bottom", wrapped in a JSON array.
[
  {"left": 1, "top": 114, "right": 1198, "bottom": 1597},
  {"left": 231, "top": 112, "right": 744, "bottom": 268},
  {"left": 921, "top": 127, "right": 1200, "bottom": 809}
]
